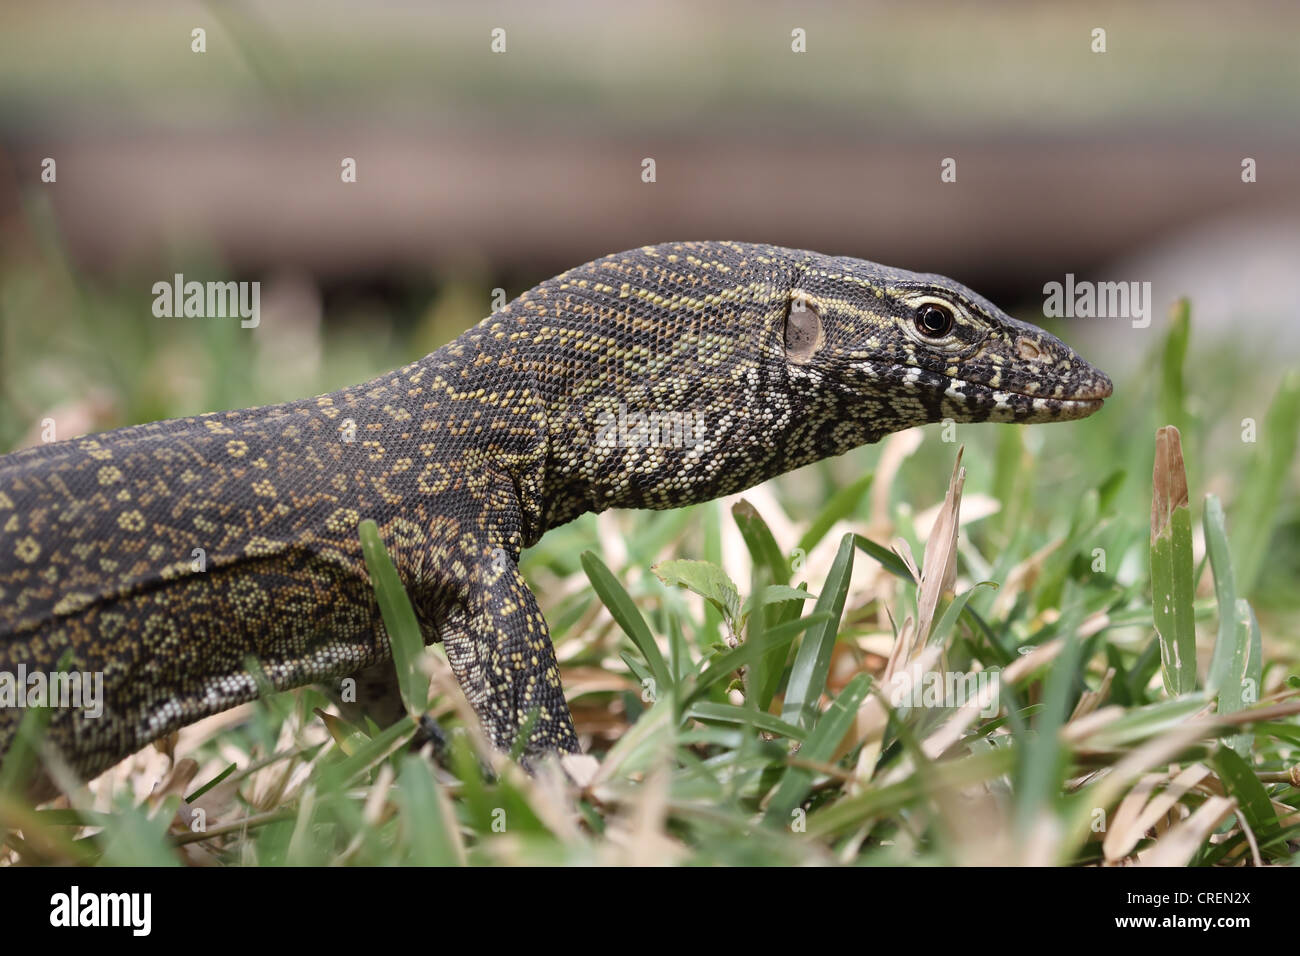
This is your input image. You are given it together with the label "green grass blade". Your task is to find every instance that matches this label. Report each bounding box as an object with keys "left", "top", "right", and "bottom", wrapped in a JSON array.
[
  {"left": 98, "top": 800, "right": 184, "bottom": 867},
  {"left": 928, "top": 581, "right": 996, "bottom": 648},
  {"left": 581, "top": 550, "right": 673, "bottom": 697},
  {"left": 1203, "top": 494, "right": 1237, "bottom": 695},
  {"left": 358, "top": 518, "right": 429, "bottom": 715},
  {"left": 508, "top": 707, "right": 543, "bottom": 762},
  {"left": 742, "top": 585, "right": 816, "bottom": 615},
  {"left": 853, "top": 533, "right": 914, "bottom": 581},
  {"left": 0, "top": 704, "right": 52, "bottom": 799},
  {"left": 395, "top": 754, "right": 463, "bottom": 865},
  {"left": 1230, "top": 369, "right": 1300, "bottom": 595},
  {"left": 749, "top": 580, "right": 809, "bottom": 713},
  {"left": 1219, "top": 599, "right": 1262, "bottom": 756},
  {"left": 732, "top": 499, "right": 790, "bottom": 585},
  {"left": 764, "top": 673, "right": 872, "bottom": 826},
  {"left": 185, "top": 761, "right": 237, "bottom": 802},
  {"left": 1014, "top": 598, "right": 1082, "bottom": 840},
  {"left": 684, "top": 702, "right": 808, "bottom": 742},
  {"left": 667, "top": 610, "right": 692, "bottom": 684},
  {"left": 1212, "top": 746, "right": 1280, "bottom": 857},
  {"left": 990, "top": 424, "right": 1030, "bottom": 545},
  {"left": 685, "top": 612, "right": 830, "bottom": 707},
  {"left": 782, "top": 533, "right": 855, "bottom": 730},
  {"left": 1150, "top": 427, "right": 1197, "bottom": 696},
  {"left": 1079, "top": 696, "right": 1207, "bottom": 751},
  {"left": 808, "top": 745, "right": 1017, "bottom": 838},
  {"left": 620, "top": 651, "right": 654, "bottom": 692},
  {"left": 315, "top": 715, "right": 415, "bottom": 792}
]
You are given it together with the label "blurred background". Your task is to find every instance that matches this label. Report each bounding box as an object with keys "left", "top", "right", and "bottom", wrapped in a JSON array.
[{"left": 0, "top": 0, "right": 1297, "bottom": 603}]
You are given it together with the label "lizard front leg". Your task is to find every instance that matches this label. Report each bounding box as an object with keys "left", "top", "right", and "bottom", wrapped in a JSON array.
[
  {"left": 330, "top": 546, "right": 577, "bottom": 762},
  {"left": 439, "top": 542, "right": 580, "bottom": 758}
]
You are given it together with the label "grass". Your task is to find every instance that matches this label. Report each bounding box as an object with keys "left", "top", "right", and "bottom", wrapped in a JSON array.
[{"left": 1, "top": 227, "right": 1299, "bottom": 865}]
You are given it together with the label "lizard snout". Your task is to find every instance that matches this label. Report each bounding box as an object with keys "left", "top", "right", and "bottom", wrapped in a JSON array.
[{"left": 1010, "top": 332, "right": 1112, "bottom": 403}]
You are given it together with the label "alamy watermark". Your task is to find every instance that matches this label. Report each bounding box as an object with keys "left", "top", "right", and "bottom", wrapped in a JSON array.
[
  {"left": 1042, "top": 274, "right": 1152, "bottom": 329},
  {"left": 890, "top": 669, "right": 1000, "bottom": 718},
  {"left": 49, "top": 886, "right": 150, "bottom": 936},
  {"left": 151, "top": 274, "right": 260, "bottom": 328},
  {"left": 594, "top": 403, "right": 707, "bottom": 450},
  {"left": 0, "top": 665, "right": 103, "bottom": 718}
]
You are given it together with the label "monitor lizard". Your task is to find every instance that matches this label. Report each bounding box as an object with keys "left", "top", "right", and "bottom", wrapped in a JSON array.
[{"left": 0, "top": 240, "right": 1112, "bottom": 793}]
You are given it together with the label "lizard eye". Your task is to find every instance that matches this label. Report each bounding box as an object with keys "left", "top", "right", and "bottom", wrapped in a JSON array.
[{"left": 915, "top": 303, "right": 954, "bottom": 338}]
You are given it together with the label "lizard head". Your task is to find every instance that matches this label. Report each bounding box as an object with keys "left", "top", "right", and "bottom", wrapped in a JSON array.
[
  {"left": 782, "top": 256, "right": 1113, "bottom": 435},
  {"left": 514, "top": 241, "right": 1114, "bottom": 530}
]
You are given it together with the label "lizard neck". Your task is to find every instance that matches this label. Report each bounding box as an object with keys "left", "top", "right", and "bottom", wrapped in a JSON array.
[
  {"left": 399, "top": 324, "right": 552, "bottom": 549},
  {"left": 437, "top": 243, "right": 820, "bottom": 537}
]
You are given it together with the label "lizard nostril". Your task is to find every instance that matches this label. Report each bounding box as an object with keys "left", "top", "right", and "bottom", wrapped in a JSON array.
[{"left": 1016, "top": 337, "right": 1043, "bottom": 361}]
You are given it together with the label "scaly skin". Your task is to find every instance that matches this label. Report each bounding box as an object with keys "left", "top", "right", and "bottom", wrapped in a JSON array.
[{"left": 0, "top": 241, "right": 1111, "bottom": 789}]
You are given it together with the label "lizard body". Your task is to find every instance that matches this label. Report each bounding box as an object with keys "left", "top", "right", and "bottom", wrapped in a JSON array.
[{"left": 0, "top": 241, "right": 1111, "bottom": 789}]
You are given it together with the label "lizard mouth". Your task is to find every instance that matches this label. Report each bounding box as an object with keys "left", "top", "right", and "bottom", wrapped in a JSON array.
[
  {"left": 1054, "top": 376, "right": 1114, "bottom": 403},
  {"left": 865, "top": 359, "right": 1113, "bottom": 423},
  {"left": 973, "top": 375, "right": 1112, "bottom": 422},
  {"left": 954, "top": 327, "right": 1113, "bottom": 421},
  {"left": 1023, "top": 395, "right": 1105, "bottom": 419}
]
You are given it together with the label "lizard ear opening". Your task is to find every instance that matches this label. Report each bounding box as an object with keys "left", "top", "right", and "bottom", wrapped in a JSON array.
[{"left": 784, "top": 295, "right": 824, "bottom": 365}]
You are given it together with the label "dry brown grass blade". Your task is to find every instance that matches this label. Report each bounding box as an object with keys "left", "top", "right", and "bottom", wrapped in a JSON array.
[
  {"left": 1079, "top": 610, "right": 1111, "bottom": 639},
  {"left": 244, "top": 718, "right": 318, "bottom": 813},
  {"left": 915, "top": 447, "right": 965, "bottom": 645},
  {"left": 1062, "top": 705, "right": 1124, "bottom": 744},
  {"left": 423, "top": 648, "right": 498, "bottom": 766},
  {"left": 0, "top": 792, "right": 87, "bottom": 864},
  {"left": 990, "top": 538, "right": 1064, "bottom": 618},
  {"left": 1066, "top": 719, "right": 1218, "bottom": 856},
  {"left": 1272, "top": 799, "right": 1300, "bottom": 824},
  {"left": 869, "top": 428, "right": 924, "bottom": 533},
  {"left": 1003, "top": 637, "right": 1065, "bottom": 683},
  {"left": 1138, "top": 795, "right": 1237, "bottom": 867},
  {"left": 892, "top": 537, "right": 921, "bottom": 587},
  {"left": 336, "top": 763, "right": 396, "bottom": 865},
  {"left": 559, "top": 752, "right": 601, "bottom": 789},
  {"left": 315, "top": 708, "right": 363, "bottom": 752},
  {"left": 1103, "top": 763, "right": 1212, "bottom": 861},
  {"left": 520, "top": 757, "right": 589, "bottom": 844},
  {"left": 36, "top": 740, "right": 94, "bottom": 808},
  {"left": 1232, "top": 806, "right": 1265, "bottom": 868},
  {"left": 839, "top": 615, "right": 917, "bottom": 771},
  {"left": 599, "top": 762, "right": 682, "bottom": 866},
  {"left": 1215, "top": 698, "right": 1300, "bottom": 725},
  {"left": 913, "top": 668, "right": 1002, "bottom": 765},
  {"left": 881, "top": 615, "right": 916, "bottom": 687},
  {"left": 846, "top": 641, "right": 940, "bottom": 787},
  {"left": 1151, "top": 426, "right": 1189, "bottom": 538},
  {"left": 914, "top": 493, "right": 1000, "bottom": 540},
  {"left": 1071, "top": 667, "right": 1116, "bottom": 722},
  {"left": 886, "top": 637, "right": 1066, "bottom": 788}
]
